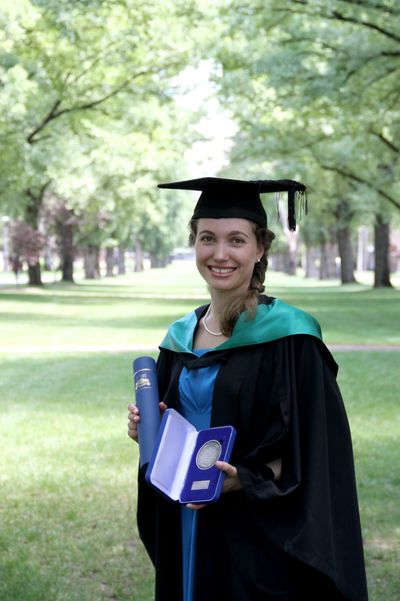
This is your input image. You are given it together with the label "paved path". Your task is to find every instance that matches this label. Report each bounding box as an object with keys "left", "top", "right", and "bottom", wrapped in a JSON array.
[
  {"left": 0, "top": 344, "right": 399, "bottom": 354},
  {"left": 0, "top": 345, "right": 158, "bottom": 354},
  {"left": 329, "top": 344, "right": 400, "bottom": 352}
]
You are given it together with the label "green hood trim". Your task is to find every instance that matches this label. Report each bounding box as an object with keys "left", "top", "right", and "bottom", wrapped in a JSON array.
[{"left": 159, "top": 298, "right": 322, "bottom": 355}]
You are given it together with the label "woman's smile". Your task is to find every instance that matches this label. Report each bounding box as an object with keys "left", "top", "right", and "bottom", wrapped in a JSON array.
[
  {"left": 207, "top": 266, "right": 237, "bottom": 276},
  {"left": 194, "top": 218, "right": 262, "bottom": 295}
]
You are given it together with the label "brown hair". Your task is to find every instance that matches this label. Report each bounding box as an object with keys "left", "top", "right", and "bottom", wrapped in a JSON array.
[{"left": 189, "top": 219, "right": 275, "bottom": 336}]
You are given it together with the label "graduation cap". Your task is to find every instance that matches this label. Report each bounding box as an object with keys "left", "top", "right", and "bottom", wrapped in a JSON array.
[{"left": 157, "top": 177, "right": 307, "bottom": 231}]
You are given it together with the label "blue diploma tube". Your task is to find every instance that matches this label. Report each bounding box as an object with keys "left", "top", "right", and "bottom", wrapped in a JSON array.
[{"left": 133, "top": 356, "right": 162, "bottom": 469}]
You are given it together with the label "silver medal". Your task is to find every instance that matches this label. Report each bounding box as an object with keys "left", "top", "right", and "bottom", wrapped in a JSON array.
[{"left": 196, "top": 440, "right": 222, "bottom": 470}]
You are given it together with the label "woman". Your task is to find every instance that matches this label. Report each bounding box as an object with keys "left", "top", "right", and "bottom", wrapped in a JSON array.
[{"left": 128, "top": 177, "right": 368, "bottom": 601}]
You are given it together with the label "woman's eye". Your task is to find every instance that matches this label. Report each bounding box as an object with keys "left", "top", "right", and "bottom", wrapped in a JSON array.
[
  {"left": 232, "top": 238, "right": 245, "bottom": 245},
  {"left": 199, "top": 235, "right": 214, "bottom": 243}
]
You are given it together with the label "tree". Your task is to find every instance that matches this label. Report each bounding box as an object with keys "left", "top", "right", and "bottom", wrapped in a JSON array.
[
  {"left": 9, "top": 219, "right": 44, "bottom": 282},
  {"left": 211, "top": 0, "right": 399, "bottom": 285},
  {"left": 0, "top": 0, "right": 199, "bottom": 284},
  {"left": 42, "top": 196, "right": 79, "bottom": 282}
]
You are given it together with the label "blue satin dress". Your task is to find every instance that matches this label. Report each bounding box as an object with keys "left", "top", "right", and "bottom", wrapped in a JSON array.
[{"left": 178, "top": 349, "right": 220, "bottom": 601}]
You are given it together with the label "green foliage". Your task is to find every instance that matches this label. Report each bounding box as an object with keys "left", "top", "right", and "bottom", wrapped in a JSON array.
[
  {"left": 0, "top": 0, "right": 201, "bottom": 260},
  {"left": 1, "top": 0, "right": 399, "bottom": 271},
  {"left": 213, "top": 0, "right": 400, "bottom": 230}
]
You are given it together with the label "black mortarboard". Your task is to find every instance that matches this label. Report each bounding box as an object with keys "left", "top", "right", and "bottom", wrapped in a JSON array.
[{"left": 157, "top": 177, "right": 307, "bottom": 231}]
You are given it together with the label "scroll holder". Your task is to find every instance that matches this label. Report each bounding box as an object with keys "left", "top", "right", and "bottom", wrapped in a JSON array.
[{"left": 132, "top": 356, "right": 161, "bottom": 470}]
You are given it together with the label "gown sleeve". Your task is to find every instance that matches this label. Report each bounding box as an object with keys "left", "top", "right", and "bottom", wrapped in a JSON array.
[{"left": 234, "top": 335, "right": 368, "bottom": 601}]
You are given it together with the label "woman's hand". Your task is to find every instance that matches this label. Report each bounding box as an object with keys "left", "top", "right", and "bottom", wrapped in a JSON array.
[
  {"left": 127, "top": 403, "right": 140, "bottom": 442},
  {"left": 186, "top": 460, "right": 241, "bottom": 511},
  {"left": 186, "top": 458, "right": 282, "bottom": 510},
  {"left": 219, "top": 460, "right": 242, "bottom": 493},
  {"left": 127, "top": 401, "right": 168, "bottom": 442}
]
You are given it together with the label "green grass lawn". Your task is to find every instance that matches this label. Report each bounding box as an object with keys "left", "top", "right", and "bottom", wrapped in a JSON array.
[
  {"left": 0, "top": 262, "right": 399, "bottom": 349},
  {"left": 0, "top": 352, "right": 154, "bottom": 601},
  {"left": 0, "top": 264, "right": 399, "bottom": 600},
  {"left": 337, "top": 353, "right": 400, "bottom": 601}
]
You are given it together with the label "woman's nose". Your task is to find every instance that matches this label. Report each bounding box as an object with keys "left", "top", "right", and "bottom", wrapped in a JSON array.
[{"left": 213, "top": 243, "right": 229, "bottom": 261}]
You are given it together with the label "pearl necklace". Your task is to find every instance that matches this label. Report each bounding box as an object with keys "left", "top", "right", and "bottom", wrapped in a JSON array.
[{"left": 202, "top": 304, "right": 222, "bottom": 336}]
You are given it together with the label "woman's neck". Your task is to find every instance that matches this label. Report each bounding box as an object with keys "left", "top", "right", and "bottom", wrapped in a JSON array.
[{"left": 208, "top": 289, "right": 245, "bottom": 317}]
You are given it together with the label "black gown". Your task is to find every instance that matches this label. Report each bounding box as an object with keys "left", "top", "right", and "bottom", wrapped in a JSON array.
[{"left": 137, "top": 299, "right": 369, "bottom": 601}]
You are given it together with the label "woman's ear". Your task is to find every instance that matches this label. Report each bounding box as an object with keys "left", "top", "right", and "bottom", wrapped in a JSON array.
[{"left": 256, "top": 243, "right": 264, "bottom": 262}]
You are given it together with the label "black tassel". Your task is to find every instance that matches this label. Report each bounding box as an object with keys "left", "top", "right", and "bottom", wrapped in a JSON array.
[
  {"left": 288, "top": 190, "right": 308, "bottom": 232},
  {"left": 297, "top": 190, "right": 308, "bottom": 223},
  {"left": 274, "top": 183, "right": 307, "bottom": 231}
]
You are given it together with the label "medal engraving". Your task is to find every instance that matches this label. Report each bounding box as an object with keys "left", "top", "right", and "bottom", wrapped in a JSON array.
[
  {"left": 191, "top": 480, "right": 211, "bottom": 490},
  {"left": 196, "top": 440, "right": 222, "bottom": 470}
]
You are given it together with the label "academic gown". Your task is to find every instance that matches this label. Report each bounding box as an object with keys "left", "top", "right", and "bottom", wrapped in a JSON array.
[{"left": 136, "top": 296, "right": 368, "bottom": 601}]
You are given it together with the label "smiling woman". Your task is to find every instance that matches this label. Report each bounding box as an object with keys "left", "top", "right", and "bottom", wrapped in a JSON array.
[
  {"left": 128, "top": 176, "right": 369, "bottom": 601},
  {"left": 194, "top": 220, "right": 262, "bottom": 290},
  {"left": 190, "top": 217, "right": 274, "bottom": 346}
]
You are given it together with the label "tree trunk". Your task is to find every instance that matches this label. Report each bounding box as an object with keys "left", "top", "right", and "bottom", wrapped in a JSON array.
[
  {"left": 374, "top": 214, "right": 392, "bottom": 288},
  {"left": 286, "top": 247, "right": 297, "bottom": 275},
  {"left": 356, "top": 226, "right": 369, "bottom": 272},
  {"left": 43, "top": 245, "right": 53, "bottom": 271},
  {"left": 28, "top": 263, "right": 42, "bottom": 286},
  {"left": 105, "top": 247, "right": 115, "bottom": 277},
  {"left": 61, "top": 255, "right": 74, "bottom": 282},
  {"left": 134, "top": 238, "right": 144, "bottom": 272},
  {"left": 304, "top": 245, "right": 319, "bottom": 278},
  {"left": 25, "top": 184, "right": 49, "bottom": 287},
  {"left": 278, "top": 199, "right": 298, "bottom": 275},
  {"left": 60, "top": 223, "right": 75, "bottom": 283},
  {"left": 83, "top": 245, "right": 100, "bottom": 279},
  {"left": 117, "top": 244, "right": 125, "bottom": 275},
  {"left": 319, "top": 240, "right": 338, "bottom": 280},
  {"left": 336, "top": 225, "right": 356, "bottom": 284},
  {"left": 271, "top": 252, "right": 285, "bottom": 273}
]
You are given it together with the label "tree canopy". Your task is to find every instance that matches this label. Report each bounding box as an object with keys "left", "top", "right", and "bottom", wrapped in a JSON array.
[
  {"left": 0, "top": 0, "right": 205, "bottom": 279},
  {"left": 213, "top": 0, "right": 399, "bottom": 214},
  {"left": 0, "top": 0, "right": 398, "bottom": 285}
]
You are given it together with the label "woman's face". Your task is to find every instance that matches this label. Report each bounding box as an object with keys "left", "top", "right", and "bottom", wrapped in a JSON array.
[{"left": 194, "top": 218, "right": 263, "bottom": 296}]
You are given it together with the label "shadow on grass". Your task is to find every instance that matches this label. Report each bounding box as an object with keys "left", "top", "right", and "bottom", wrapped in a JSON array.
[
  {"left": 1, "top": 283, "right": 399, "bottom": 348},
  {"left": 0, "top": 310, "right": 189, "bottom": 330},
  {"left": 0, "top": 290, "right": 207, "bottom": 304}
]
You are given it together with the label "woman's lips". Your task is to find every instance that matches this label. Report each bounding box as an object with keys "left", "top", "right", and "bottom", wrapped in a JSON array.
[{"left": 208, "top": 266, "right": 236, "bottom": 275}]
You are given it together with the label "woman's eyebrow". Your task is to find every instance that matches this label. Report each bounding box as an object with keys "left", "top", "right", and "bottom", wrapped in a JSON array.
[
  {"left": 198, "top": 229, "right": 250, "bottom": 238},
  {"left": 229, "top": 230, "right": 250, "bottom": 238},
  {"left": 198, "top": 230, "right": 215, "bottom": 235}
]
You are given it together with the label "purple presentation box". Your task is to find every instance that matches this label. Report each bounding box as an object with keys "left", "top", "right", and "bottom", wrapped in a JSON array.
[{"left": 145, "top": 409, "right": 236, "bottom": 504}]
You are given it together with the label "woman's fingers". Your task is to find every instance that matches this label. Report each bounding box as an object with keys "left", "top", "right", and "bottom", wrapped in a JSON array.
[
  {"left": 216, "top": 461, "right": 242, "bottom": 494},
  {"left": 186, "top": 461, "right": 241, "bottom": 509},
  {"left": 215, "top": 460, "right": 237, "bottom": 477},
  {"left": 127, "top": 402, "right": 167, "bottom": 443},
  {"left": 128, "top": 404, "right": 140, "bottom": 442}
]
